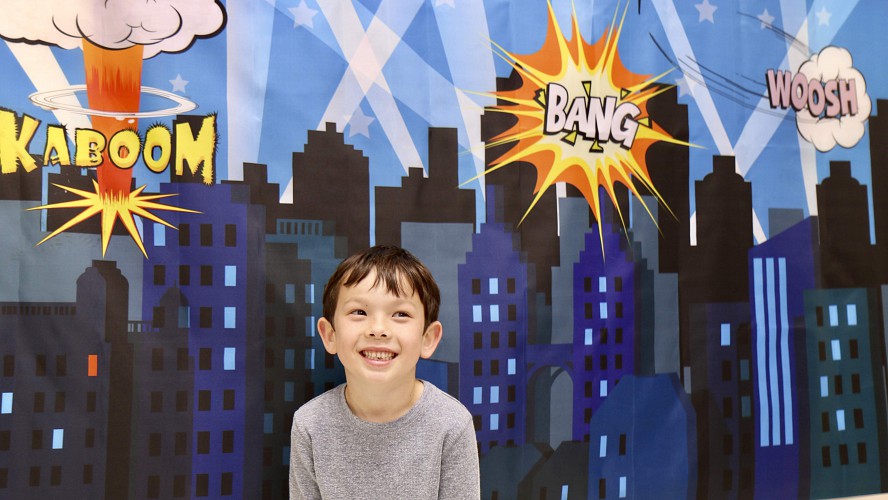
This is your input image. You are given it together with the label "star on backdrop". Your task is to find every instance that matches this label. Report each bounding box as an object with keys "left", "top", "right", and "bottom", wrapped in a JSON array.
[
  {"left": 695, "top": 0, "right": 717, "bottom": 24},
  {"left": 290, "top": 1, "right": 318, "bottom": 29},
  {"left": 758, "top": 9, "right": 775, "bottom": 29},
  {"left": 169, "top": 74, "right": 189, "bottom": 93},
  {"left": 347, "top": 107, "right": 375, "bottom": 138}
]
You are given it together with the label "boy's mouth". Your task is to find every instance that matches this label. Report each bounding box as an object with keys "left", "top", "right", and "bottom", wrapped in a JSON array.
[{"left": 361, "top": 350, "right": 396, "bottom": 361}]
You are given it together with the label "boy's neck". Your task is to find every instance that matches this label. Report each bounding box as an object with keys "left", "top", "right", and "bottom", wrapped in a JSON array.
[{"left": 344, "top": 378, "right": 424, "bottom": 423}]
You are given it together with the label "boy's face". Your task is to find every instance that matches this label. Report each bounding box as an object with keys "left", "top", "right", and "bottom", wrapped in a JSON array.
[{"left": 317, "top": 270, "right": 442, "bottom": 389}]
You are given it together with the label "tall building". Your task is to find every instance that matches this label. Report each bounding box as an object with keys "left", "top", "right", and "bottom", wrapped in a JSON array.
[
  {"left": 291, "top": 122, "right": 369, "bottom": 255},
  {"left": 128, "top": 287, "right": 195, "bottom": 499},
  {"left": 375, "top": 127, "right": 476, "bottom": 247},
  {"left": 0, "top": 260, "right": 128, "bottom": 498},
  {"left": 458, "top": 186, "right": 531, "bottom": 454},
  {"left": 749, "top": 217, "right": 819, "bottom": 499},
  {"left": 142, "top": 182, "right": 265, "bottom": 498},
  {"left": 866, "top": 99, "right": 888, "bottom": 281},
  {"left": 803, "top": 288, "right": 888, "bottom": 498},
  {"left": 572, "top": 220, "right": 638, "bottom": 441},
  {"left": 816, "top": 161, "right": 874, "bottom": 288}
]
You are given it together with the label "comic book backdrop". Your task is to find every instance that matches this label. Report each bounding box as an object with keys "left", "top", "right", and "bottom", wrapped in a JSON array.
[{"left": 0, "top": 0, "right": 886, "bottom": 498}]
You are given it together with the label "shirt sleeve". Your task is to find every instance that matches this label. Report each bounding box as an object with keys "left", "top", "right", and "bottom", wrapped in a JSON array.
[
  {"left": 290, "top": 415, "right": 322, "bottom": 500},
  {"left": 438, "top": 416, "right": 481, "bottom": 500}
]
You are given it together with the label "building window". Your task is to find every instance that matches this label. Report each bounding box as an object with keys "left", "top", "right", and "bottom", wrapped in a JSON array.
[
  {"left": 86, "top": 391, "right": 96, "bottom": 411},
  {"left": 473, "top": 332, "right": 482, "bottom": 349},
  {"left": 179, "top": 223, "right": 190, "bottom": 246},
  {"left": 199, "top": 348, "right": 212, "bottom": 370},
  {"left": 599, "top": 435, "right": 608, "bottom": 457},
  {"left": 858, "top": 442, "right": 867, "bottom": 464},
  {"left": 489, "top": 278, "right": 499, "bottom": 294},
  {"left": 598, "top": 276, "right": 607, "bottom": 293},
  {"left": 584, "top": 328, "right": 593, "bottom": 345},
  {"left": 152, "top": 306, "right": 166, "bottom": 329},
  {"left": 31, "top": 429, "right": 42, "bottom": 449},
  {"left": 177, "top": 348, "right": 189, "bottom": 371},
  {"left": 619, "top": 476, "right": 627, "bottom": 498},
  {"left": 723, "top": 397, "right": 732, "bottom": 418},
  {"left": 149, "top": 433, "right": 161, "bottom": 456},
  {"left": 491, "top": 331, "right": 500, "bottom": 348},
  {"left": 224, "top": 348, "right": 236, "bottom": 370},
  {"left": 822, "top": 412, "right": 830, "bottom": 432},
  {"left": 818, "top": 341, "right": 826, "bottom": 361},
  {"left": 471, "top": 279, "right": 481, "bottom": 295},
  {"left": 55, "top": 355, "right": 66, "bottom": 376},
  {"left": 507, "top": 358, "right": 516, "bottom": 375},
  {"left": 490, "top": 414, "right": 499, "bottom": 431},
  {"left": 491, "top": 360, "right": 499, "bottom": 375},
  {"left": 720, "top": 323, "right": 731, "bottom": 346},
  {"left": 615, "top": 302, "right": 623, "bottom": 318},
  {"left": 836, "top": 409, "right": 846, "bottom": 431},
  {"left": 854, "top": 408, "right": 864, "bottom": 428},
  {"left": 584, "top": 277, "right": 592, "bottom": 293},
  {"left": 509, "top": 331, "right": 517, "bottom": 348},
  {"left": 221, "top": 472, "right": 233, "bottom": 496},
  {"left": 849, "top": 339, "right": 859, "bottom": 359},
  {"left": 197, "top": 431, "right": 210, "bottom": 454},
  {"left": 2, "top": 355, "right": 13, "bottom": 377},
  {"left": 29, "top": 466, "right": 40, "bottom": 487},
  {"left": 828, "top": 305, "right": 838, "bottom": 326},
  {"left": 85, "top": 428, "right": 95, "bottom": 448},
  {"left": 507, "top": 304, "right": 516, "bottom": 321},
  {"left": 815, "top": 306, "right": 824, "bottom": 326},
  {"left": 154, "top": 223, "right": 166, "bottom": 247},
  {"left": 224, "top": 307, "right": 236, "bottom": 329},
  {"left": 490, "top": 386, "right": 500, "bottom": 404},
  {"left": 835, "top": 375, "right": 843, "bottom": 395},
  {"left": 600, "top": 380, "right": 608, "bottom": 397},
  {"left": 599, "top": 478, "right": 606, "bottom": 499},
  {"left": 507, "top": 278, "right": 515, "bottom": 293},
  {"left": 599, "top": 302, "right": 608, "bottom": 319},
  {"left": 490, "top": 305, "right": 500, "bottom": 322},
  {"left": 474, "top": 360, "right": 482, "bottom": 376},
  {"left": 222, "top": 430, "right": 234, "bottom": 453},
  {"left": 199, "top": 390, "right": 211, "bottom": 411},
  {"left": 472, "top": 305, "right": 482, "bottom": 323},
  {"left": 831, "top": 340, "right": 841, "bottom": 360},
  {"left": 200, "top": 224, "right": 213, "bottom": 246},
  {"left": 200, "top": 265, "right": 213, "bottom": 286},
  {"left": 473, "top": 387, "right": 482, "bottom": 405},
  {"left": 36, "top": 355, "right": 46, "bottom": 376},
  {"left": 175, "top": 432, "right": 187, "bottom": 455},
  {"left": 847, "top": 304, "right": 857, "bottom": 325},
  {"left": 179, "top": 265, "right": 190, "bottom": 286},
  {"left": 147, "top": 475, "right": 160, "bottom": 498},
  {"left": 33, "top": 392, "right": 44, "bottom": 413},
  {"left": 615, "top": 354, "right": 623, "bottom": 370},
  {"left": 49, "top": 467, "right": 61, "bottom": 487},
  {"left": 224, "top": 390, "right": 235, "bottom": 410},
  {"left": 83, "top": 464, "right": 93, "bottom": 485},
  {"left": 585, "top": 302, "right": 593, "bottom": 319},
  {"left": 152, "top": 348, "right": 163, "bottom": 371},
  {"left": 196, "top": 474, "right": 209, "bottom": 497},
  {"left": 200, "top": 307, "right": 212, "bottom": 328},
  {"left": 225, "top": 224, "right": 236, "bottom": 247},
  {"left": 154, "top": 265, "right": 166, "bottom": 285},
  {"left": 851, "top": 374, "right": 861, "bottom": 394},
  {"left": 822, "top": 446, "right": 831, "bottom": 467},
  {"left": 176, "top": 391, "right": 187, "bottom": 412},
  {"left": 224, "top": 266, "right": 236, "bottom": 287},
  {"left": 839, "top": 444, "right": 849, "bottom": 465}
]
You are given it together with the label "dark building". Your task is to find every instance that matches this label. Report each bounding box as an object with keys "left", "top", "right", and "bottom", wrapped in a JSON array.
[
  {"left": 291, "top": 122, "right": 369, "bottom": 255},
  {"left": 375, "top": 127, "right": 476, "bottom": 246},
  {"left": 0, "top": 260, "right": 129, "bottom": 498},
  {"left": 867, "top": 99, "right": 888, "bottom": 281},
  {"left": 816, "top": 161, "right": 874, "bottom": 288},
  {"left": 0, "top": 153, "right": 41, "bottom": 201},
  {"left": 680, "top": 156, "right": 752, "bottom": 391},
  {"left": 639, "top": 86, "right": 690, "bottom": 275},
  {"left": 481, "top": 70, "right": 561, "bottom": 303},
  {"left": 46, "top": 166, "right": 133, "bottom": 235}
]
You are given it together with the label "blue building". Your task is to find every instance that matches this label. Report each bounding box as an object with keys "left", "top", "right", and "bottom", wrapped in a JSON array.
[
  {"left": 142, "top": 182, "right": 265, "bottom": 498},
  {"left": 586, "top": 374, "right": 697, "bottom": 500},
  {"left": 803, "top": 288, "right": 887, "bottom": 498},
  {"left": 572, "top": 221, "right": 636, "bottom": 441},
  {"left": 458, "top": 187, "right": 530, "bottom": 453},
  {"left": 749, "top": 217, "right": 818, "bottom": 499}
]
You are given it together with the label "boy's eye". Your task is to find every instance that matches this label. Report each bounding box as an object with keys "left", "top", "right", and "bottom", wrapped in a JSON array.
[
  {"left": 349, "top": 309, "right": 367, "bottom": 316},
  {"left": 393, "top": 311, "right": 411, "bottom": 318}
]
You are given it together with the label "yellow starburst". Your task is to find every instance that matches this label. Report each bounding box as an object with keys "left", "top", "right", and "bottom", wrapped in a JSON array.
[
  {"left": 28, "top": 180, "right": 200, "bottom": 257},
  {"left": 468, "top": 0, "right": 695, "bottom": 251}
]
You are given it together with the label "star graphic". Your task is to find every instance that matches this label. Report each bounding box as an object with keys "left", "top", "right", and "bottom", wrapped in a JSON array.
[
  {"left": 290, "top": 0, "right": 318, "bottom": 28},
  {"left": 434, "top": 0, "right": 455, "bottom": 7},
  {"left": 695, "top": 0, "right": 717, "bottom": 24},
  {"left": 816, "top": 6, "right": 832, "bottom": 26},
  {"left": 169, "top": 74, "right": 189, "bottom": 93},
  {"left": 758, "top": 8, "right": 775, "bottom": 29},
  {"left": 347, "top": 108, "right": 375, "bottom": 138}
]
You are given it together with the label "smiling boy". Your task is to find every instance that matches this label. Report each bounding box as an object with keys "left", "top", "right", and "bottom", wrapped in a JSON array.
[{"left": 289, "top": 245, "right": 480, "bottom": 499}]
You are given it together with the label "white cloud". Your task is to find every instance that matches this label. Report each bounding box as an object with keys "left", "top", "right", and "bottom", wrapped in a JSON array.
[
  {"left": 0, "top": 0, "right": 225, "bottom": 59},
  {"left": 795, "top": 46, "right": 870, "bottom": 152}
]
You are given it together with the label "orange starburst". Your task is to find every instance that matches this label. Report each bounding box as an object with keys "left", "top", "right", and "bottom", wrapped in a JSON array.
[
  {"left": 29, "top": 181, "right": 199, "bottom": 257},
  {"left": 470, "top": 0, "right": 694, "bottom": 249}
]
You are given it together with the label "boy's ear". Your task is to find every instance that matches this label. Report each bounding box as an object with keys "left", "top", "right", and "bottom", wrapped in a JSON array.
[
  {"left": 317, "top": 317, "right": 337, "bottom": 355},
  {"left": 419, "top": 321, "right": 443, "bottom": 359}
]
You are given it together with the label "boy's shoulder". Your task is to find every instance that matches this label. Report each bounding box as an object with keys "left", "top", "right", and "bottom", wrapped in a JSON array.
[
  {"left": 293, "top": 384, "right": 344, "bottom": 427},
  {"left": 420, "top": 381, "right": 473, "bottom": 424}
]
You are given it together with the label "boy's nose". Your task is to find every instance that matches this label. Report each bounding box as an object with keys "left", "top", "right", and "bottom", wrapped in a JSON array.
[{"left": 368, "top": 320, "right": 388, "bottom": 337}]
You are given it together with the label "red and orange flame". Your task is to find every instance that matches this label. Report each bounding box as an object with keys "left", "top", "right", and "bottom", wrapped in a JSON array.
[
  {"left": 472, "top": 1, "right": 692, "bottom": 247},
  {"left": 31, "top": 40, "right": 197, "bottom": 257}
]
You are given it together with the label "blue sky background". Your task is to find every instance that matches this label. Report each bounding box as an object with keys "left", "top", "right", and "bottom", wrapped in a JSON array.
[{"left": 1, "top": 0, "right": 885, "bottom": 244}]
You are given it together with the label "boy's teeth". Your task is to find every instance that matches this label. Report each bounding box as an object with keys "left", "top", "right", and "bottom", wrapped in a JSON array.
[{"left": 363, "top": 351, "right": 394, "bottom": 361}]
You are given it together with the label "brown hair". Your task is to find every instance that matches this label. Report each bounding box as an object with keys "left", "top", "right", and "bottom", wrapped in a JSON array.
[{"left": 322, "top": 245, "right": 440, "bottom": 329}]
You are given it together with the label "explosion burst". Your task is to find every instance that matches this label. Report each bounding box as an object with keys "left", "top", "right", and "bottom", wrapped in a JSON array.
[{"left": 473, "top": 1, "right": 692, "bottom": 249}]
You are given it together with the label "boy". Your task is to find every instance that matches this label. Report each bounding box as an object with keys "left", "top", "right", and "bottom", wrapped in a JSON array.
[{"left": 289, "top": 245, "right": 480, "bottom": 499}]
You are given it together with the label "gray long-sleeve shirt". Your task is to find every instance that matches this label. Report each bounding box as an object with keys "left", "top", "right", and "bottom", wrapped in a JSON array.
[{"left": 290, "top": 380, "right": 481, "bottom": 499}]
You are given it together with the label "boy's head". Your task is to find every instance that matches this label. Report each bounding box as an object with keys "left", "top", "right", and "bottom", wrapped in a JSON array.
[{"left": 322, "top": 245, "right": 440, "bottom": 330}]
